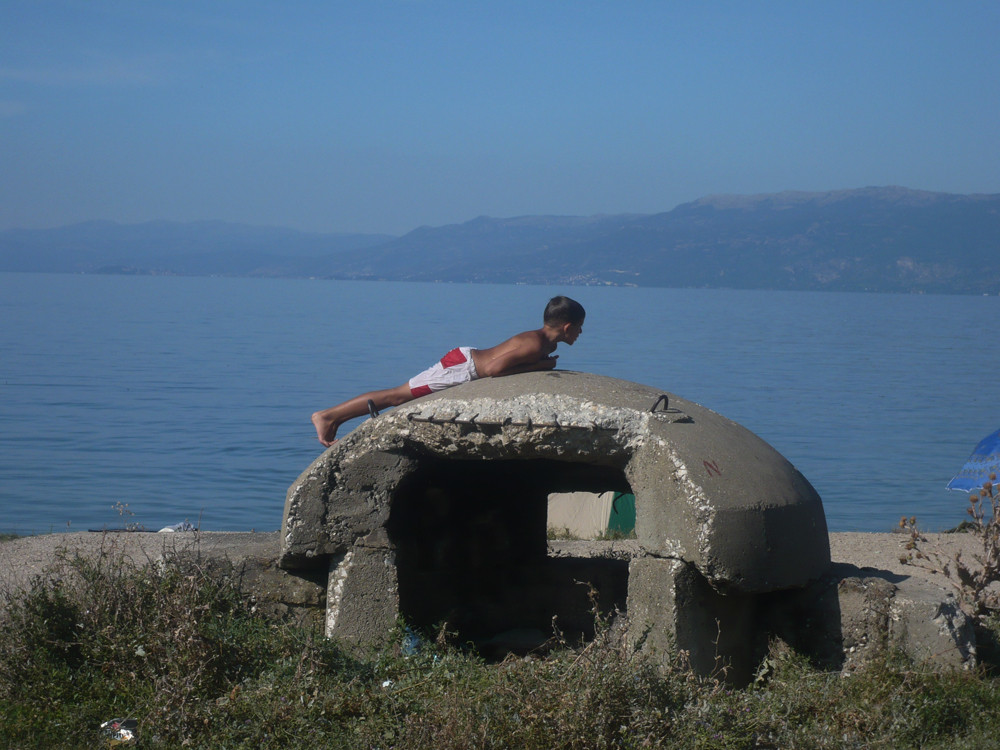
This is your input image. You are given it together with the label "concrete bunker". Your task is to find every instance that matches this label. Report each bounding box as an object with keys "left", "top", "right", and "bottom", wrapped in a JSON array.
[{"left": 281, "top": 371, "right": 831, "bottom": 679}]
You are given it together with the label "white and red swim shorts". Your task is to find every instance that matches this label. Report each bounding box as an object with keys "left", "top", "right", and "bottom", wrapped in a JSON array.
[{"left": 408, "top": 346, "right": 479, "bottom": 398}]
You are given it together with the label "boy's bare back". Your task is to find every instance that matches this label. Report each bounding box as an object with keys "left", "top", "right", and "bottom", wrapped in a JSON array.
[{"left": 470, "top": 329, "right": 559, "bottom": 378}]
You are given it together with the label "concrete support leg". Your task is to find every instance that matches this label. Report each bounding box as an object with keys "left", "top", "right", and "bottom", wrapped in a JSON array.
[
  {"left": 326, "top": 530, "right": 400, "bottom": 645},
  {"left": 626, "top": 555, "right": 760, "bottom": 683}
]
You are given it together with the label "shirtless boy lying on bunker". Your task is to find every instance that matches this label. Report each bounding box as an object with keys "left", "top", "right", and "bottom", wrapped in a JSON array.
[{"left": 311, "top": 296, "right": 585, "bottom": 446}]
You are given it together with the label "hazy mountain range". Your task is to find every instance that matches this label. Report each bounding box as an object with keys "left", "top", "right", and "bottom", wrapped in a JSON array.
[{"left": 2, "top": 187, "right": 997, "bottom": 294}]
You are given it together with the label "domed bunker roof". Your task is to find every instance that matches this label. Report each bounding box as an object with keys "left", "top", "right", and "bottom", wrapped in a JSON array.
[{"left": 281, "top": 371, "right": 830, "bottom": 594}]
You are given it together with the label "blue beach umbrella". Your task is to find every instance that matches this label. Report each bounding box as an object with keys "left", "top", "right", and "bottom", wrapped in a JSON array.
[{"left": 947, "top": 428, "right": 1000, "bottom": 492}]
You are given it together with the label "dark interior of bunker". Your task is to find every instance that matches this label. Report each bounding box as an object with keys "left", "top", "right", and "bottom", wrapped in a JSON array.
[{"left": 387, "top": 456, "right": 634, "bottom": 657}]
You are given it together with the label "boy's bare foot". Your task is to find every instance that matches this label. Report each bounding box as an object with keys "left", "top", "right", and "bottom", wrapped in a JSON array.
[{"left": 311, "top": 411, "right": 340, "bottom": 447}]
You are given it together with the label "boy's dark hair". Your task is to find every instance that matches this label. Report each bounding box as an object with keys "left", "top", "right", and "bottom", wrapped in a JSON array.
[{"left": 544, "top": 296, "right": 586, "bottom": 326}]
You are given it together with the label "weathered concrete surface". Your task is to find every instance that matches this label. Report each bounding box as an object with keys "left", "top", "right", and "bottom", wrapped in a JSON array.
[
  {"left": 580, "top": 533, "right": 977, "bottom": 679},
  {"left": 827, "top": 532, "right": 977, "bottom": 671},
  {"left": 281, "top": 371, "right": 830, "bottom": 594},
  {"left": 325, "top": 528, "right": 400, "bottom": 643},
  {"left": 627, "top": 555, "right": 760, "bottom": 681},
  {"left": 827, "top": 574, "right": 974, "bottom": 670}
]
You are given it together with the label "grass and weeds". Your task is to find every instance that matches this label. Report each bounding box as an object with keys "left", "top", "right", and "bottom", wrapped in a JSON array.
[
  {"left": 5, "top": 544, "right": 1000, "bottom": 749},
  {"left": 546, "top": 526, "right": 579, "bottom": 541},
  {"left": 546, "top": 527, "right": 637, "bottom": 541},
  {"left": 595, "top": 528, "right": 638, "bottom": 541}
]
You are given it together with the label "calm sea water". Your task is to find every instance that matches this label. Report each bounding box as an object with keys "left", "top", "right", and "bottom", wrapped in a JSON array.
[{"left": 2, "top": 272, "right": 998, "bottom": 535}]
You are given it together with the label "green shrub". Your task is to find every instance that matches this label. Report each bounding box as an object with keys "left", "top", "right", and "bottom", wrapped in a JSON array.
[{"left": 0, "top": 540, "right": 299, "bottom": 747}]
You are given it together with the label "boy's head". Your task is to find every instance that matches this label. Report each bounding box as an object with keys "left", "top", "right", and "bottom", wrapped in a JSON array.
[
  {"left": 543, "top": 296, "right": 586, "bottom": 327},
  {"left": 544, "top": 296, "right": 585, "bottom": 345}
]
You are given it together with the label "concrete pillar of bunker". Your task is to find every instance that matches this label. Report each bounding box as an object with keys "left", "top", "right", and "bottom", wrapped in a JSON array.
[
  {"left": 326, "top": 528, "right": 400, "bottom": 644},
  {"left": 627, "top": 556, "right": 760, "bottom": 684}
]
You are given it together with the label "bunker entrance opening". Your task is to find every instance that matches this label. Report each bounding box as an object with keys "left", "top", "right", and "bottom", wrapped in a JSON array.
[{"left": 387, "top": 456, "right": 634, "bottom": 658}]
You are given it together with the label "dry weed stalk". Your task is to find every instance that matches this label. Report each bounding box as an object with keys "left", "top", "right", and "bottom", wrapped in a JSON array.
[{"left": 902, "top": 473, "right": 1000, "bottom": 622}]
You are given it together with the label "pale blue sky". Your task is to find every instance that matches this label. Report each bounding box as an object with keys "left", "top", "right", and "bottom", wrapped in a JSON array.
[{"left": 2, "top": 1, "right": 997, "bottom": 235}]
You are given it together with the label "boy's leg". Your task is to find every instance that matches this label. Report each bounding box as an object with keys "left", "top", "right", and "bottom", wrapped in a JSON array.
[{"left": 312, "top": 383, "right": 414, "bottom": 446}]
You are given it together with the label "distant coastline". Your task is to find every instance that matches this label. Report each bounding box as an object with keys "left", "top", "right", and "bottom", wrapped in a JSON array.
[{"left": 3, "top": 186, "right": 999, "bottom": 295}]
